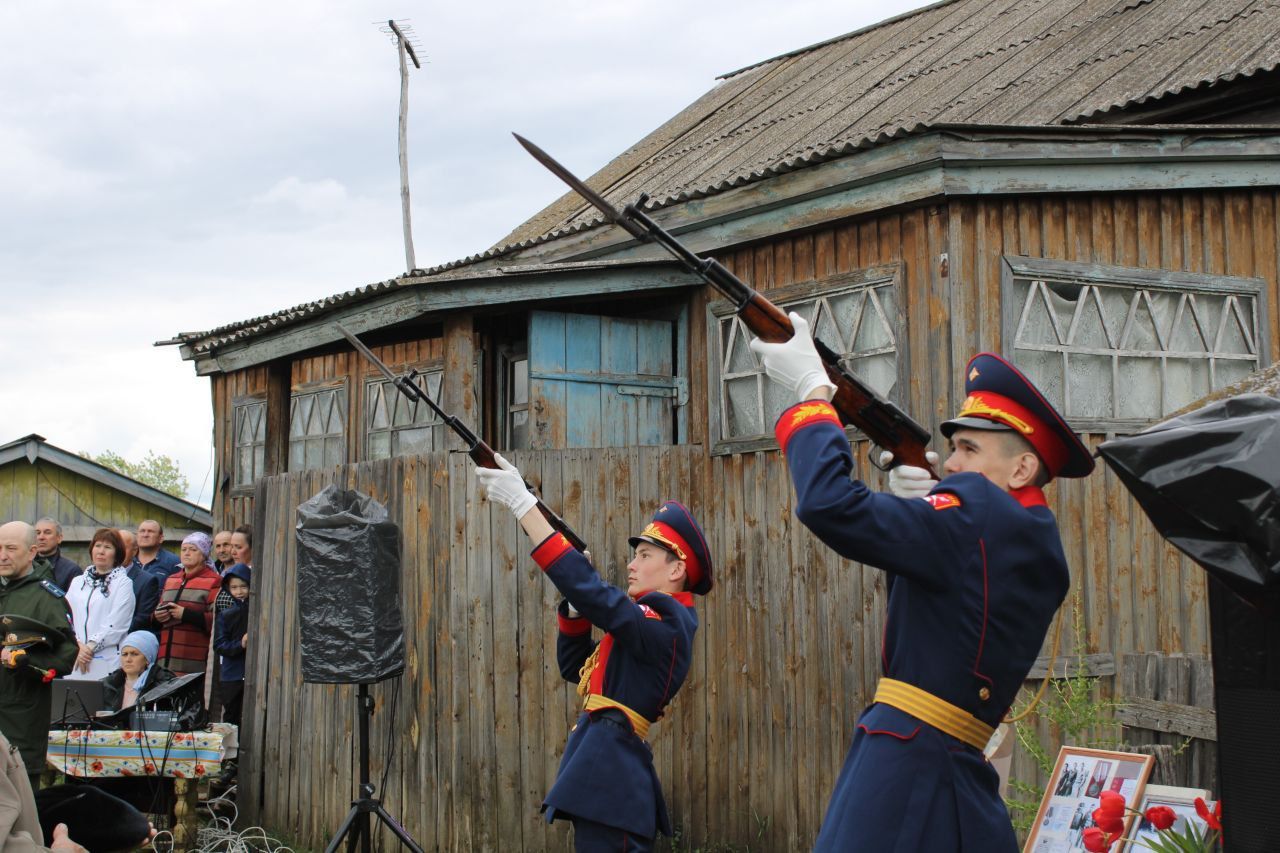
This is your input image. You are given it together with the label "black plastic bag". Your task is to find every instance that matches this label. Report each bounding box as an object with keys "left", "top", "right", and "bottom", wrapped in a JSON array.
[
  {"left": 1097, "top": 393, "right": 1280, "bottom": 611},
  {"left": 295, "top": 485, "right": 406, "bottom": 683}
]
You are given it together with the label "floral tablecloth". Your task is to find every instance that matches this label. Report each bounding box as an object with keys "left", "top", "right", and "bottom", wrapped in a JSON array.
[{"left": 46, "top": 725, "right": 233, "bottom": 779}]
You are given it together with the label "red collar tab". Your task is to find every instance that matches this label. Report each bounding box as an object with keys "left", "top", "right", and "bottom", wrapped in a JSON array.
[
  {"left": 633, "top": 590, "right": 696, "bottom": 608},
  {"left": 1010, "top": 486, "right": 1048, "bottom": 509}
]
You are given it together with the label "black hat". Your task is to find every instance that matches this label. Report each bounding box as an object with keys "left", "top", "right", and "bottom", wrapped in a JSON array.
[
  {"left": 628, "top": 501, "right": 714, "bottom": 595},
  {"left": 0, "top": 613, "right": 61, "bottom": 650},
  {"left": 34, "top": 784, "right": 151, "bottom": 852},
  {"left": 940, "top": 352, "right": 1094, "bottom": 479}
]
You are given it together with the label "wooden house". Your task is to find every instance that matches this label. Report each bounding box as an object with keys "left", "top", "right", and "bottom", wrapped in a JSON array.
[
  {"left": 0, "top": 434, "right": 212, "bottom": 567},
  {"left": 165, "top": 0, "right": 1280, "bottom": 848}
]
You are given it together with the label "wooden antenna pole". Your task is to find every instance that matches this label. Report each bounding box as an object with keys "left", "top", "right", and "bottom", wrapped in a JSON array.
[{"left": 387, "top": 20, "right": 420, "bottom": 273}]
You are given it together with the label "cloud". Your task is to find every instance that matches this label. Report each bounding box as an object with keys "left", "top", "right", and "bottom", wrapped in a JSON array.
[
  {"left": 0, "top": 0, "right": 927, "bottom": 508},
  {"left": 250, "top": 176, "right": 352, "bottom": 216}
]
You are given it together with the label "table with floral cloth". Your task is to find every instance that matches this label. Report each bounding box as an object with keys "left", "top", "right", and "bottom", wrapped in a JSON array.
[
  {"left": 46, "top": 726, "right": 229, "bottom": 779},
  {"left": 46, "top": 724, "right": 237, "bottom": 850}
]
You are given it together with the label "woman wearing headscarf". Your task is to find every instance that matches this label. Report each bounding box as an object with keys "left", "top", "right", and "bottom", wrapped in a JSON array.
[
  {"left": 99, "top": 631, "right": 176, "bottom": 714},
  {"left": 151, "top": 532, "right": 221, "bottom": 675},
  {"left": 64, "top": 528, "right": 136, "bottom": 681}
]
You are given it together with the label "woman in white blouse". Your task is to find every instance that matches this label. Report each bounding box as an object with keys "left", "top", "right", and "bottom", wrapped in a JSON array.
[{"left": 64, "top": 528, "right": 136, "bottom": 680}]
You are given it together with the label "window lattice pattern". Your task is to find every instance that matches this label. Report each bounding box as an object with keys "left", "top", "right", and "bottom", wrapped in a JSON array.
[
  {"left": 718, "top": 282, "right": 898, "bottom": 440},
  {"left": 366, "top": 370, "right": 445, "bottom": 460},
  {"left": 232, "top": 400, "right": 266, "bottom": 487},
  {"left": 289, "top": 387, "right": 347, "bottom": 470},
  {"left": 1012, "top": 278, "right": 1260, "bottom": 420}
]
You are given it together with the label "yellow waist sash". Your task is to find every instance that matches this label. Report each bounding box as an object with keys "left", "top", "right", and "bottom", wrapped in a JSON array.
[
  {"left": 582, "top": 694, "right": 651, "bottom": 740},
  {"left": 873, "top": 678, "right": 994, "bottom": 750}
]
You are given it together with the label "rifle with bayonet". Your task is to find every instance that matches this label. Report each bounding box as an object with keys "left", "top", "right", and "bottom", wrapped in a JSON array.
[
  {"left": 335, "top": 323, "right": 590, "bottom": 551},
  {"left": 513, "top": 133, "right": 939, "bottom": 477}
]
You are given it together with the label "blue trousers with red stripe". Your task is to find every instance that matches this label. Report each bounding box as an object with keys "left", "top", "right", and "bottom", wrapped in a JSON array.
[{"left": 572, "top": 816, "right": 653, "bottom": 852}]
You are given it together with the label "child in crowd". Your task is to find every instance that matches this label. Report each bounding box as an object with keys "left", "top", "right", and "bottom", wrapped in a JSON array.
[{"left": 213, "top": 564, "right": 250, "bottom": 726}]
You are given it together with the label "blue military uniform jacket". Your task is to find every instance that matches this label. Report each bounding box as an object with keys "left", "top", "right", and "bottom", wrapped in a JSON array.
[
  {"left": 777, "top": 401, "right": 1069, "bottom": 852},
  {"left": 531, "top": 532, "right": 698, "bottom": 840}
]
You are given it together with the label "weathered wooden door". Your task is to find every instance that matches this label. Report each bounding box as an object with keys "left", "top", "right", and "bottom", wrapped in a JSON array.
[{"left": 527, "top": 310, "right": 681, "bottom": 448}]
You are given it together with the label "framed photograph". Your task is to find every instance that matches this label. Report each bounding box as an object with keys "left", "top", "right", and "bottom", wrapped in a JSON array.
[
  {"left": 1023, "top": 746, "right": 1156, "bottom": 853},
  {"left": 1122, "top": 785, "right": 1213, "bottom": 852}
]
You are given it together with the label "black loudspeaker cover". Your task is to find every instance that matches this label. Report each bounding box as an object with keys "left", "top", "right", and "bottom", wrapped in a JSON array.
[{"left": 296, "top": 485, "right": 406, "bottom": 684}]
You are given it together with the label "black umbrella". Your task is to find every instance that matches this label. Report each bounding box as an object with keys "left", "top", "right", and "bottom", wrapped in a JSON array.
[{"left": 1097, "top": 393, "right": 1280, "bottom": 613}]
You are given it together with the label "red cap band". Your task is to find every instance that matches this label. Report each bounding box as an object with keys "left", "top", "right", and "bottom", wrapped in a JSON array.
[
  {"left": 639, "top": 520, "right": 702, "bottom": 591},
  {"left": 956, "top": 390, "right": 1067, "bottom": 477}
]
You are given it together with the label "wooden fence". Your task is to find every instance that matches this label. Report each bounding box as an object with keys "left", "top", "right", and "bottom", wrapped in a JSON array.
[
  {"left": 1118, "top": 653, "right": 1217, "bottom": 791},
  {"left": 239, "top": 442, "right": 1212, "bottom": 850}
]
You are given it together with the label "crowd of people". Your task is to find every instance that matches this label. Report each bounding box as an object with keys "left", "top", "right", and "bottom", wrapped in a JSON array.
[
  {"left": 0, "top": 516, "right": 254, "bottom": 848},
  {"left": 43, "top": 518, "right": 253, "bottom": 726}
]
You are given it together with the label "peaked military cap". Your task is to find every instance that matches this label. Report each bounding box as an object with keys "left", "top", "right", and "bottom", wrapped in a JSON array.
[
  {"left": 941, "top": 352, "right": 1095, "bottom": 480},
  {"left": 34, "top": 784, "right": 152, "bottom": 852},
  {"left": 0, "top": 613, "right": 61, "bottom": 650},
  {"left": 628, "top": 500, "right": 714, "bottom": 595}
]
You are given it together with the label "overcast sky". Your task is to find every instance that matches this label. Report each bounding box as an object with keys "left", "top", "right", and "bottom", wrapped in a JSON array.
[{"left": 0, "top": 0, "right": 925, "bottom": 508}]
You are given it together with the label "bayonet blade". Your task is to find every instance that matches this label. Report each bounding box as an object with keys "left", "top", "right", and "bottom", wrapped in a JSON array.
[
  {"left": 335, "top": 323, "right": 398, "bottom": 384},
  {"left": 512, "top": 133, "right": 648, "bottom": 241}
]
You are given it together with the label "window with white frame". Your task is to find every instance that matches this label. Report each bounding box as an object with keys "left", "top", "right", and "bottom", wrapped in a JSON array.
[
  {"left": 365, "top": 369, "right": 445, "bottom": 460},
  {"left": 1002, "top": 257, "right": 1266, "bottom": 427},
  {"left": 231, "top": 398, "right": 266, "bottom": 488},
  {"left": 289, "top": 385, "right": 347, "bottom": 470},
  {"left": 710, "top": 266, "right": 902, "bottom": 449},
  {"left": 503, "top": 349, "right": 530, "bottom": 451}
]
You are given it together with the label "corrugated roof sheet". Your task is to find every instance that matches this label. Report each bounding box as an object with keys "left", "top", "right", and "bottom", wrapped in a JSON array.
[
  {"left": 163, "top": 259, "right": 686, "bottom": 356},
  {"left": 493, "top": 0, "right": 1280, "bottom": 248}
]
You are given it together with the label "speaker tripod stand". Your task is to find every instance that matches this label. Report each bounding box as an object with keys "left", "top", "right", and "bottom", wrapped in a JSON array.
[{"left": 325, "top": 683, "right": 423, "bottom": 853}]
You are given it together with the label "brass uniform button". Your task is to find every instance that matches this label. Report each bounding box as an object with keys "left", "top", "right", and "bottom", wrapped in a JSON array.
[{"left": 978, "top": 686, "right": 991, "bottom": 702}]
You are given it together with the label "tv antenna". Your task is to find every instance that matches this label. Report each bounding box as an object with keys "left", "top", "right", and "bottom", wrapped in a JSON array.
[{"left": 378, "top": 19, "right": 423, "bottom": 274}]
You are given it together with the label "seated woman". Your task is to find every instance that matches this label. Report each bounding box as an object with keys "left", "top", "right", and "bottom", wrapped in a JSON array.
[
  {"left": 90, "top": 631, "right": 182, "bottom": 819},
  {"left": 100, "top": 631, "right": 176, "bottom": 714}
]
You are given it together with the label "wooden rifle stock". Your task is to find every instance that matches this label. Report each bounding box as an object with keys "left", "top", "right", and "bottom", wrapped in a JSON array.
[{"left": 336, "top": 323, "right": 589, "bottom": 551}]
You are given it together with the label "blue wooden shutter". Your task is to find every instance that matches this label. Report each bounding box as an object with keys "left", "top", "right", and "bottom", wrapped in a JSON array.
[{"left": 528, "top": 310, "right": 681, "bottom": 448}]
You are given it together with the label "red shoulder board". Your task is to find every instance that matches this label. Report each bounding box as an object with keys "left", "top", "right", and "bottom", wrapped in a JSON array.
[
  {"left": 639, "top": 604, "right": 662, "bottom": 621},
  {"left": 923, "top": 493, "right": 962, "bottom": 511}
]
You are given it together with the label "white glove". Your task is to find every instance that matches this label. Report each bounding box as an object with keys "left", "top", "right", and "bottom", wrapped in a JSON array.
[
  {"left": 747, "top": 312, "right": 837, "bottom": 402},
  {"left": 880, "top": 450, "right": 940, "bottom": 499},
  {"left": 475, "top": 453, "right": 538, "bottom": 520}
]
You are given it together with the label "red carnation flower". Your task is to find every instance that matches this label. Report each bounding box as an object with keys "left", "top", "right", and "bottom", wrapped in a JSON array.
[
  {"left": 1145, "top": 805, "right": 1177, "bottom": 831},
  {"left": 1082, "top": 826, "right": 1114, "bottom": 852},
  {"left": 41, "top": 669, "right": 55, "bottom": 684},
  {"left": 1194, "top": 797, "right": 1222, "bottom": 831}
]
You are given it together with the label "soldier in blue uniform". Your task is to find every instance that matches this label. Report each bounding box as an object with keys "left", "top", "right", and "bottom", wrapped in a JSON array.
[
  {"left": 476, "top": 456, "right": 713, "bottom": 852},
  {"left": 751, "top": 315, "right": 1094, "bottom": 852}
]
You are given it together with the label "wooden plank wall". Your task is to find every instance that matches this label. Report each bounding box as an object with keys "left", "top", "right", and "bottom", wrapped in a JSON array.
[
  {"left": 211, "top": 365, "right": 269, "bottom": 529},
  {"left": 230, "top": 188, "right": 1278, "bottom": 847},
  {"left": 239, "top": 440, "right": 1225, "bottom": 850},
  {"left": 1118, "top": 652, "right": 1217, "bottom": 792},
  {"left": 0, "top": 459, "right": 205, "bottom": 566}
]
